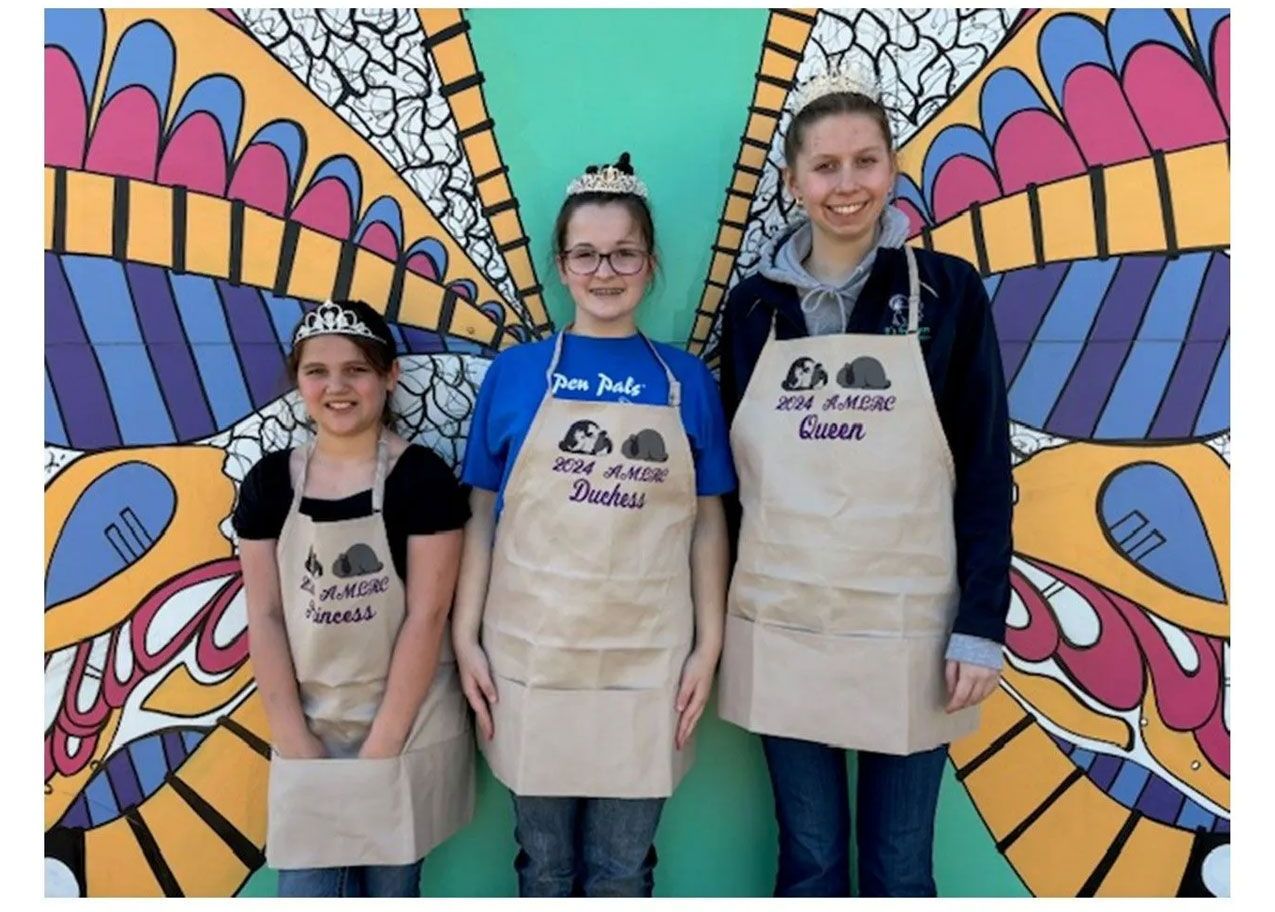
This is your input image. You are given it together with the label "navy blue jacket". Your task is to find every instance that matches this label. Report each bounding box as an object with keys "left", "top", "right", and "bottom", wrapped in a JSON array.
[{"left": 718, "top": 246, "right": 1013, "bottom": 644}]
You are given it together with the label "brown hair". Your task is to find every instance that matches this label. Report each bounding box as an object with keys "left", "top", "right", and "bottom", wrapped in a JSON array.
[
  {"left": 286, "top": 299, "right": 398, "bottom": 428},
  {"left": 783, "top": 91, "right": 895, "bottom": 167}
]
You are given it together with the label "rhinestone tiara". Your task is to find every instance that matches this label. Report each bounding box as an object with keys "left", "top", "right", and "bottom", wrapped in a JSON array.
[
  {"left": 566, "top": 152, "right": 649, "bottom": 199},
  {"left": 293, "top": 300, "right": 383, "bottom": 346},
  {"left": 790, "top": 61, "right": 883, "bottom": 117}
]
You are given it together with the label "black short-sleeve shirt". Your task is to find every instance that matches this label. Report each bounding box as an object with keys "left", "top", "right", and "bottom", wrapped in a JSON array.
[{"left": 231, "top": 444, "right": 470, "bottom": 581}]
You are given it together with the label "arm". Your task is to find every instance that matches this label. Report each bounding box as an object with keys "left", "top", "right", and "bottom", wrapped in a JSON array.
[
  {"left": 452, "top": 486, "right": 500, "bottom": 740},
  {"left": 940, "top": 265, "right": 1014, "bottom": 711},
  {"left": 240, "top": 539, "right": 325, "bottom": 759},
  {"left": 359, "top": 528, "right": 464, "bottom": 758},
  {"left": 676, "top": 495, "right": 729, "bottom": 748}
]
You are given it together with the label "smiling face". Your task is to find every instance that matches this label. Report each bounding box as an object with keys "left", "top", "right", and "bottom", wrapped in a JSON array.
[
  {"left": 785, "top": 111, "right": 897, "bottom": 249},
  {"left": 557, "top": 201, "right": 653, "bottom": 335},
  {"left": 294, "top": 334, "right": 398, "bottom": 439}
]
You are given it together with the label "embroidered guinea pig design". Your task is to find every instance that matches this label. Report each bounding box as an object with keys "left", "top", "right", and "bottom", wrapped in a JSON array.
[
  {"left": 332, "top": 543, "right": 383, "bottom": 578},
  {"left": 558, "top": 419, "right": 614, "bottom": 455},
  {"left": 836, "top": 356, "right": 892, "bottom": 390},
  {"left": 781, "top": 357, "right": 829, "bottom": 391},
  {"left": 622, "top": 429, "right": 669, "bottom": 463}
]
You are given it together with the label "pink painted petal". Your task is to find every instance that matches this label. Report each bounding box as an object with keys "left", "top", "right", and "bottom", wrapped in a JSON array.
[
  {"left": 358, "top": 222, "right": 399, "bottom": 260},
  {"left": 45, "top": 48, "right": 87, "bottom": 168},
  {"left": 406, "top": 252, "right": 438, "bottom": 281},
  {"left": 227, "top": 144, "right": 290, "bottom": 217},
  {"left": 893, "top": 199, "right": 928, "bottom": 238},
  {"left": 157, "top": 112, "right": 227, "bottom": 195},
  {"left": 1124, "top": 44, "right": 1227, "bottom": 151},
  {"left": 1062, "top": 64, "right": 1150, "bottom": 166},
  {"left": 1213, "top": 19, "right": 1230, "bottom": 125},
  {"left": 84, "top": 86, "right": 160, "bottom": 181},
  {"left": 994, "top": 110, "right": 1086, "bottom": 193},
  {"left": 290, "top": 177, "right": 352, "bottom": 240},
  {"left": 931, "top": 156, "right": 1001, "bottom": 224}
]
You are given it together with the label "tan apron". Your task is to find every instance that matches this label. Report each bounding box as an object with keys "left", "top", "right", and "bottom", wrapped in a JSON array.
[
  {"left": 481, "top": 331, "right": 697, "bottom": 798},
  {"left": 266, "top": 434, "right": 474, "bottom": 869},
  {"left": 719, "top": 246, "right": 980, "bottom": 755}
]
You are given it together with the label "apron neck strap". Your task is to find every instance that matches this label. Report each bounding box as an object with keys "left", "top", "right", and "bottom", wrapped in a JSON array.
[
  {"left": 545, "top": 328, "right": 682, "bottom": 408},
  {"left": 903, "top": 245, "right": 921, "bottom": 334},
  {"left": 291, "top": 431, "right": 391, "bottom": 514}
]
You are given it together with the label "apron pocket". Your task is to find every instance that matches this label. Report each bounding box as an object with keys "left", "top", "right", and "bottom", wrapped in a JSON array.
[{"left": 267, "top": 753, "right": 414, "bottom": 869}]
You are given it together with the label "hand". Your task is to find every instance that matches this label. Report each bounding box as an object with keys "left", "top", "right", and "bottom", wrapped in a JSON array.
[
  {"left": 675, "top": 648, "right": 718, "bottom": 750},
  {"left": 358, "top": 732, "right": 404, "bottom": 760},
  {"left": 944, "top": 660, "right": 1001, "bottom": 714},
  {"left": 456, "top": 639, "right": 499, "bottom": 741},
  {"left": 275, "top": 730, "right": 327, "bottom": 760}
]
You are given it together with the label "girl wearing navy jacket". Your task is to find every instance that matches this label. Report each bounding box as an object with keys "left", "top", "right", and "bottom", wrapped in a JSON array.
[{"left": 716, "top": 64, "right": 1012, "bottom": 897}]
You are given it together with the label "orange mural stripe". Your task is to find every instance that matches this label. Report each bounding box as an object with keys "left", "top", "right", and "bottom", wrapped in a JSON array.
[
  {"left": 962, "top": 720, "right": 1078, "bottom": 842},
  {"left": 84, "top": 815, "right": 165, "bottom": 897},
  {"left": 949, "top": 687, "right": 1028, "bottom": 769},
  {"left": 63, "top": 170, "right": 114, "bottom": 258},
  {"left": 171, "top": 723, "right": 270, "bottom": 850},
  {"left": 1103, "top": 158, "right": 1168, "bottom": 255},
  {"left": 126, "top": 181, "right": 175, "bottom": 270},
  {"left": 1166, "top": 143, "right": 1230, "bottom": 252},
  {"left": 1093, "top": 816, "right": 1193, "bottom": 896},
  {"left": 137, "top": 785, "right": 251, "bottom": 896},
  {"left": 1005, "top": 776, "right": 1133, "bottom": 896}
]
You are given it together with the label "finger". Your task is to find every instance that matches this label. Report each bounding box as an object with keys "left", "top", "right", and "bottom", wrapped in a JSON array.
[
  {"left": 680, "top": 704, "right": 705, "bottom": 749},
  {"left": 478, "top": 666, "right": 499, "bottom": 704},
  {"left": 675, "top": 675, "right": 696, "bottom": 713},
  {"left": 947, "top": 672, "right": 976, "bottom": 714},
  {"left": 974, "top": 673, "right": 1001, "bottom": 705},
  {"left": 944, "top": 660, "right": 958, "bottom": 699}
]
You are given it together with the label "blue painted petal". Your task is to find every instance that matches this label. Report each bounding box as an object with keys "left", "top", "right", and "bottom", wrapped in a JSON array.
[
  {"left": 46, "top": 367, "right": 68, "bottom": 447},
  {"left": 46, "top": 462, "right": 176, "bottom": 608},
  {"left": 405, "top": 237, "right": 449, "bottom": 277},
  {"left": 249, "top": 120, "right": 306, "bottom": 188},
  {"left": 921, "top": 126, "right": 995, "bottom": 213},
  {"left": 44, "top": 8, "right": 106, "bottom": 106},
  {"left": 1100, "top": 462, "right": 1225, "bottom": 602},
  {"left": 980, "top": 69, "right": 1049, "bottom": 147},
  {"left": 1195, "top": 335, "right": 1229, "bottom": 437},
  {"left": 308, "top": 155, "right": 363, "bottom": 215},
  {"left": 1108, "top": 9, "right": 1192, "bottom": 75},
  {"left": 1189, "top": 10, "right": 1230, "bottom": 77},
  {"left": 1038, "top": 13, "right": 1113, "bottom": 108},
  {"left": 171, "top": 75, "right": 244, "bottom": 158},
  {"left": 892, "top": 173, "right": 929, "bottom": 222},
  {"left": 356, "top": 196, "right": 405, "bottom": 247},
  {"left": 102, "top": 20, "right": 175, "bottom": 123}
]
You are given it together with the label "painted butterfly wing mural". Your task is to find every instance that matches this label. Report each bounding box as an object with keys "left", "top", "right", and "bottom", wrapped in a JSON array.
[
  {"left": 691, "top": 7, "right": 1229, "bottom": 898},
  {"left": 44, "top": 8, "right": 547, "bottom": 896}
]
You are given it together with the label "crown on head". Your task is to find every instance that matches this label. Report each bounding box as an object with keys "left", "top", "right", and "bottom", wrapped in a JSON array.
[
  {"left": 790, "top": 61, "right": 883, "bottom": 117},
  {"left": 566, "top": 151, "right": 649, "bottom": 199},
  {"left": 293, "top": 300, "right": 383, "bottom": 346}
]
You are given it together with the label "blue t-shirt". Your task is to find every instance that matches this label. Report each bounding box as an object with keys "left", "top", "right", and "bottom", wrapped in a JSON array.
[{"left": 463, "top": 332, "right": 736, "bottom": 515}]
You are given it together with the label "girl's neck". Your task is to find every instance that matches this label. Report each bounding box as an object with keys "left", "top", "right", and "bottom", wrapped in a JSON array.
[
  {"left": 804, "top": 224, "right": 879, "bottom": 287},
  {"left": 313, "top": 426, "right": 382, "bottom": 463},
  {"left": 570, "top": 311, "right": 639, "bottom": 339}
]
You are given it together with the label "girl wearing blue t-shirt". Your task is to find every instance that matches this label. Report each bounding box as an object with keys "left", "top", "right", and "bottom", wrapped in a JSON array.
[{"left": 453, "top": 153, "right": 735, "bottom": 897}]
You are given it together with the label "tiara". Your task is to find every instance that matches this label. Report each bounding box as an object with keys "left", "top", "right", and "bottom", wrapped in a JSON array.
[
  {"left": 566, "top": 152, "right": 649, "bottom": 199},
  {"left": 790, "top": 62, "right": 883, "bottom": 117},
  {"left": 293, "top": 300, "right": 383, "bottom": 346}
]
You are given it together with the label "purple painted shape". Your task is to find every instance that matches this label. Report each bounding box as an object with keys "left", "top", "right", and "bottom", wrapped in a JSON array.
[
  {"left": 1213, "top": 817, "right": 1230, "bottom": 834},
  {"left": 125, "top": 264, "right": 216, "bottom": 441},
  {"left": 1088, "top": 753, "right": 1123, "bottom": 791},
  {"left": 217, "top": 280, "right": 287, "bottom": 408},
  {"left": 161, "top": 731, "right": 187, "bottom": 769},
  {"left": 1151, "top": 254, "right": 1230, "bottom": 439},
  {"left": 1045, "top": 256, "right": 1164, "bottom": 437},
  {"left": 104, "top": 750, "right": 145, "bottom": 812},
  {"left": 57, "top": 795, "right": 91, "bottom": 830},
  {"left": 44, "top": 253, "right": 120, "bottom": 449},
  {"left": 1135, "top": 772, "right": 1186, "bottom": 823},
  {"left": 399, "top": 326, "right": 446, "bottom": 354},
  {"left": 992, "top": 262, "right": 1070, "bottom": 381}
]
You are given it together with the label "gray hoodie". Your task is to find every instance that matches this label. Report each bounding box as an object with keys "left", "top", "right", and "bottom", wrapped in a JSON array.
[
  {"left": 759, "top": 204, "right": 911, "bottom": 336},
  {"left": 751, "top": 203, "right": 1003, "bottom": 672}
]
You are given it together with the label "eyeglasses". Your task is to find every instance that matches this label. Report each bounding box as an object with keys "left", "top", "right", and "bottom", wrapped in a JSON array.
[{"left": 561, "top": 247, "right": 650, "bottom": 276}]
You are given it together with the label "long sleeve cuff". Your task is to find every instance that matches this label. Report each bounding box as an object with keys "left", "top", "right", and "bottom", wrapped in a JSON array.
[{"left": 945, "top": 633, "right": 1004, "bottom": 670}]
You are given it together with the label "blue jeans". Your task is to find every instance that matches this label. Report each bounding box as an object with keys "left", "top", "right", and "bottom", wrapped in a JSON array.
[
  {"left": 276, "top": 860, "right": 423, "bottom": 897},
  {"left": 511, "top": 795, "right": 665, "bottom": 897},
  {"left": 761, "top": 735, "right": 949, "bottom": 897}
]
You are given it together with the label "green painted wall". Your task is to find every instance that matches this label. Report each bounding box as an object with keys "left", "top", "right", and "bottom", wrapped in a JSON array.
[{"left": 238, "top": 9, "right": 1026, "bottom": 897}]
